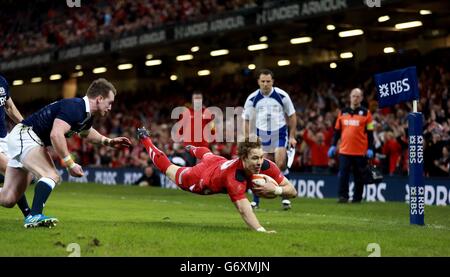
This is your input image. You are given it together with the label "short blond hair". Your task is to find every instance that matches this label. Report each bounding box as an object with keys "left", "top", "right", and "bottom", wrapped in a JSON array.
[{"left": 238, "top": 136, "right": 262, "bottom": 159}]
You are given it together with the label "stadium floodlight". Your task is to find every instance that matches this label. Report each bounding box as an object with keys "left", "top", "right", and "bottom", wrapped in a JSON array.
[
  {"left": 31, "top": 77, "right": 42, "bottom": 83},
  {"left": 145, "top": 59, "right": 162, "bottom": 66},
  {"left": 340, "top": 52, "right": 353, "bottom": 59},
  {"left": 378, "top": 15, "right": 390, "bottom": 22},
  {"left": 75, "top": 65, "right": 82, "bottom": 70},
  {"left": 12, "top": 80, "right": 24, "bottom": 86},
  {"left": 330, "top": 62, "right": 337, "bottom": 69},
  {"left": 198, "top": 70, "right": 211, "bottom": 76},
  {"left": 290, "top": 36, "right": 312, "bottom": 44},
  {"left": 170, "top": 75, "right": 178, "bottom": 81},
  {"left": 93, "top": 67, "right": 107, "bottom": 74},
  {"left": 277, "top": 60, "right": 290, "bottom": 66},
  {"left": 210, "top": 49, "right": 229, "bottom": 57},
  {"left": 191, "top": 46, "right": 200, "bottom": 52},
  {"left": 326, "top": 24, "right": 336, "bottom": 31},
  {"left": 419, "top": 10, "right": 432, "bottom": 15},
  {"left": 384, "top": 47, "right": 396, "bottom": 54},
  {"left": 176, "top": 54, "right": 194, "bottom": 61},
  {"left": 395, "top": 21, "right": 423, "bottom": 30},
  {"left": 247, "top": 43, "right": 268, "bottom": 51},
  {"left": 117, "top": 63, "right": 133, "bottom": 70},
  {"left": 248, "top": 64, "right": 256, "bottom": 70},
  {"left": 338, "top": 29, "right": 364, "bottom": 38},
  {"left": 49, "top": 74, "right": 62, "bottom": 80},
  {"left": 146, "top": 54, "right": 153, "bottom": 60},
  {"left": 259, "top": 36, "right": 268, "bottom": 42}
]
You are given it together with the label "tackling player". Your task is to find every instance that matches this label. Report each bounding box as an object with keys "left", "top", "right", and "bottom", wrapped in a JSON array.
[
  {"left": 0, "top": 75, "right": 33, "bottom": 219},
  {"left": 0, "top": 78, "right": 132, "bottom": 228},
  {"left": 137, "top": 127, "right": 297, "bottom": 233}
]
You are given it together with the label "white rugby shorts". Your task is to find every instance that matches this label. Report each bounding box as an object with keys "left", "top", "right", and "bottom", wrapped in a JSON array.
[{"left": 7, "top": 123, "right": 44, "bottom": 168}]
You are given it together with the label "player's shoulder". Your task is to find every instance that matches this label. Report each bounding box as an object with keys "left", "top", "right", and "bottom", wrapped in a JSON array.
[
  {"left": 59, "top": 97, "right": 84, "bottom": 107},
  {"left": 0, "top": 75, "right": 8, "bottom": 91},
  {"left": 0, "top": 75, "right": 7, "bottom": 85},
  {"left": 261, "top": 158, "right": 276, "bottom": 171},
  {"left": 58, "top": 98, "right": 86, "bottom": 115},
  {"left": 274, "top": 87, "right": 290, "bottom": 97},
  {"left": 245, "top": 90, "right": 259, "bottom": 100}
]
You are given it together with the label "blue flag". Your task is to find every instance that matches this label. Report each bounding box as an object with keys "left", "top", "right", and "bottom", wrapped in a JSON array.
[{"left": 374, "top": 66, "right": 419, "bottom": 108}]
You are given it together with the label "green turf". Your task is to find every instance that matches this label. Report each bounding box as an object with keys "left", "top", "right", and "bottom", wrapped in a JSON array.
[{"left": 0, "top": 182, "right": 449, "bottom": 257}]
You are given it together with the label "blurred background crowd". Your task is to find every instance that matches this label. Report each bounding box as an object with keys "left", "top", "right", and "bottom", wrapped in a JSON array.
[
  {"left": 0, "top": 0, "right": 257, "bottom": 59},
  {"left": 12, "top": 54, "right": 449, "bottom": 179}
]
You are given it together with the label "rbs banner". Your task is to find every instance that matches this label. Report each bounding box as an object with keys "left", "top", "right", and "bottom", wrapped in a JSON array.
[{"left": 374, "top": 66, "right": 419, "bottom": 108}]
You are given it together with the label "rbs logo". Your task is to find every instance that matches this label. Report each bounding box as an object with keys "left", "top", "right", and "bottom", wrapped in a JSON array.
[{"left": 378, "top": 78, "right": 410, "bottom": 98}]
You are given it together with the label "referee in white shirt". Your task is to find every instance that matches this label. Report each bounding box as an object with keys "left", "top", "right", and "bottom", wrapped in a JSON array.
[{"left": 243, "top": 69, "right": 297, "bottom": 210}]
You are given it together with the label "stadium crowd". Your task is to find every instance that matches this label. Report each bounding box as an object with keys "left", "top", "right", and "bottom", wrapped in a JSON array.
[{"left": 0, "top": 0, "right": 257, "bottom": 60}]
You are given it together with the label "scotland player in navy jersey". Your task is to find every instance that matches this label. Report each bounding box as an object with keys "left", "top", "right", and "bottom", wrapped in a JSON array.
[
  {"left": 243, "top": 69, "right": 297, "bottom": 210},
  {"left": 0, "top": 78, "right": 131, "bottom": 228},
  {"left": 0, "top": 75, "right": 34, "bottom": 219}
]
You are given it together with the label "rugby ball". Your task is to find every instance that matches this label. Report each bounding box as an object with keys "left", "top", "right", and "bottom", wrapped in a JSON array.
[{"left": 251, "top": 174, "right": 278, "bottom": 187}]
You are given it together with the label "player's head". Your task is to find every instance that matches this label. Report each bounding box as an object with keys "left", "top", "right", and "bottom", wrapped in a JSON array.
[
  {"left": 86, "top": 78, "right": 117, "bottom": 116},
  {"left": 257, "top": 69, "right": 274, "bottom": 94},
  {"left": 238, "top": 136, "right": 264, "bottom": 174},
  {"left": 350, "top": 88, "right": 363, "bottom": 108}
]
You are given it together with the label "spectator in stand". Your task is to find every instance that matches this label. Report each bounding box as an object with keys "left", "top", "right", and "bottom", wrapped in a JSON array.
[
  {"left": 300, "top": 123, "right": 331, "bottom": 174},
  {"left": 134, "top": 165, "right": 161, "bottom": 187},
  {"left": 177, "top": 92, "right": 215, "bottom": 149},
  {"left": 433, "top": 146, "right": 450, "bottom": 177}
]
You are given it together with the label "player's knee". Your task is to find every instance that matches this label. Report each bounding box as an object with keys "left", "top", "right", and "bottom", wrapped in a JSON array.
[
  {"left": 42, "top": 174, "right": 61, "bottom": 186},
  {"left": 0, "top": 194, "right": 17, "bottom": 208}
]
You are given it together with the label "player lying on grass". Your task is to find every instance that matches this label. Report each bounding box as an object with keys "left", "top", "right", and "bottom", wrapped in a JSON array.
[{"left": 137, "top": 127, "right": 297, "bottom": 233}]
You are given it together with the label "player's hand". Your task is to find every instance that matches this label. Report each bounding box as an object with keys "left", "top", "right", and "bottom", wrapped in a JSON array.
[
  {"left": 252, "top": 181, "right": 278, "bottom": 199},
  {"left": 327, "top": 146, "right": 336, "bottom": 158},
  {"left": 68, "top": 163, "right": 84, "bottom": 177},
  {"left": 110, "top": 137, "right": 132, "bottom": 148},
  {"left": 289, "top": 137, "right": 297, "bottom": 148}
]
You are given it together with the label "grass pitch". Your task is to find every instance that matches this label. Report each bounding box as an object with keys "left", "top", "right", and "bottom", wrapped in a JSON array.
[{"left": 0, "top": 182, "right": 449, "bottom": 257}]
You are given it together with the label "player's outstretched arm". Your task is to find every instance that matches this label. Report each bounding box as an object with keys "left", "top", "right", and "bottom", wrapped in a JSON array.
[
  {"left": 233, "top": 198, "right": 276, "bottom": 233},
  {"left": 278, "top": 177, "right": 297, "bottom": 198},
  {"left": 83, "top": 128, "right": 131, "bottom": 148}
]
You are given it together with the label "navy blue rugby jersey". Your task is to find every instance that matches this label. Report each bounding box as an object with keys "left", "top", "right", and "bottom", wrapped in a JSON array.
[
  {"left": 22, "top": 97, "right": 93, "bottom": 146},
  {"left": 0, "top": 75, "right": 11, "bottom": 138}
]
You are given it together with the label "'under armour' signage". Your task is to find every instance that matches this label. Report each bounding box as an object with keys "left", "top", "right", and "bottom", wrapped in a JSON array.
[{"left": 374, "top": 66, "right": 419, "bottom": 108}]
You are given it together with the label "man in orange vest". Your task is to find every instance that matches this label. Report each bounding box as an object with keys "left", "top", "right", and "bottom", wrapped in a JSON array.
[{"left": 328, "top": 88, "right": 374, "bottom": 203}]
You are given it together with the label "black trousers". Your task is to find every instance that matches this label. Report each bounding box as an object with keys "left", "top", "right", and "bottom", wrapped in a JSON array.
[{"left": 338, "top": 154, "right": 368, "bottom": 201}]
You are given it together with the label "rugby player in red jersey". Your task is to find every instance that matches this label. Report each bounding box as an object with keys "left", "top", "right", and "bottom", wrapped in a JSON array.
[{"left": 137, "top": 127, "right": 297, "bottom": 233}]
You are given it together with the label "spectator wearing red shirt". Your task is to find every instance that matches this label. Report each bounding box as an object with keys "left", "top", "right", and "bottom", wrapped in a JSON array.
[
  {"left": 381, "top": 131, "right": 402, "bottom": 175},
  {"left": 301, "top": 125, "right": 330, "bottom": 174},
  {"left": 177, "top": 92, "right": 215, "bottom": 149}
]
